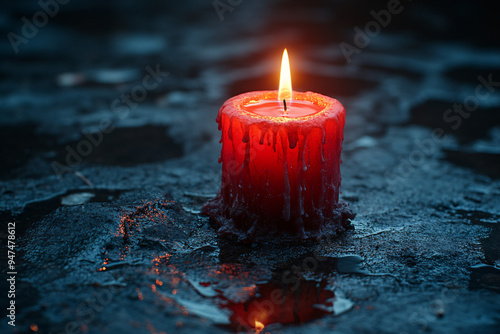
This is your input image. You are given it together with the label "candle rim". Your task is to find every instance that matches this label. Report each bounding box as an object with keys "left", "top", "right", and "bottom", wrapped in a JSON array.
[
  {"left": 229, "top": 90, "right": 343, "bottom": 123},
  {"left": 243, "top": 99, "right": 323, "bottom": 118}
]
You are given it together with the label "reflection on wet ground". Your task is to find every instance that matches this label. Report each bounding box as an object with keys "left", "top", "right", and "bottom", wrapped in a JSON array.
[
  {"left": 111, "top": 195, "right": 371, "bottom": 331},
  {"left": 222, "top": 277, "right": 337, "bottom": 331},
  {"left": 448, "top": 209, "right": 500, "bottom": 291},
  {"left": 147, "top": 255, "right": 363, "bottom": 332},
  {"left": 216, "top": 255, "right": 380, "bottom": 331}
]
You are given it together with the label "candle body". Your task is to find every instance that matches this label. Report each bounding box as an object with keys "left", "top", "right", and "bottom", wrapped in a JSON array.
[{"left": 203, "top": 91, "right": 354, "bottom": 240}]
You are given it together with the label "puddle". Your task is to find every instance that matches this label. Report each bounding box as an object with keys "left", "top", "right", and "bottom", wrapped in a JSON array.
[
  {"left": 443, "top": 66, "right": 500, "bottom": 85},
  {"left": 469, "top": 264, "right": 500, "bottom": 292},
  {"left": 8, "top": 189, "right": 126, "bottom": 239},
  {"left": 55, "top": 125, "right": 183, "bottom": 166},
  {"left": 443, "top": 149, "right": 500, "bottom": 179},
  {"left": 447, "top": 209, "right": 500, "bottom": 292},
  {"left": 172, "top": 255, "right": 381, "bottom": 332},
  {"left": 0, "top": 123, "right": 59, "bottom": 179},
  {"left": 409, "top": 99, "right": 500, "bottom": 145},
  {"left": 221, "top": 277, "right": 341, "bottom": 332},
  {"left": 0, "top": 124, "right": 183, "bottom": 179},
  {"left": 61, "top": 192, "right": 95, "bottom": 205}
]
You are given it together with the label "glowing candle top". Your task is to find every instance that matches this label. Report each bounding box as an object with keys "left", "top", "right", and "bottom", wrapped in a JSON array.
[{"left": 243, "top": 49, "right": 323, "bottom": 118}]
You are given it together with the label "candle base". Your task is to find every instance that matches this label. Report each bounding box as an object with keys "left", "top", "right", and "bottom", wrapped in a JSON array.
[{"left": 202, "top": 195, "right": 355, "bottom": 242}]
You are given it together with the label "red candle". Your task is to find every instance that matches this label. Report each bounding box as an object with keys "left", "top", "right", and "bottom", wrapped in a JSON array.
[{"left": 203, "top": 50, "right": 354, "bottom": 240}]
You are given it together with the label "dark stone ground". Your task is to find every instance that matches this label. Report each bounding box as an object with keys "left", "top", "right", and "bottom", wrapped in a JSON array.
[{"left": 1, "top": 0, "right": 499, "bottom": 333}]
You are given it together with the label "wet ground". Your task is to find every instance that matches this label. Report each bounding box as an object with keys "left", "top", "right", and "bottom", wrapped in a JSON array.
[{"left": 1, "top": 0, "right": 499, "bottom": 333}]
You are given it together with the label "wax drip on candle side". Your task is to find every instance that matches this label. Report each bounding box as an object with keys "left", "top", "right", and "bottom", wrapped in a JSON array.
[{"left": 203, "top": 102, "right": 354, "bottom": 240}]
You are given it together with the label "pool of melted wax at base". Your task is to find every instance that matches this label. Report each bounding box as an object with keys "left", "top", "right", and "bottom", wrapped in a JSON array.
[
  {"left": 244, "top": 99, "right": 323, "bottom": 118},
  {"left": 181, "top": 256, "right": 372, "bottom": 332}
]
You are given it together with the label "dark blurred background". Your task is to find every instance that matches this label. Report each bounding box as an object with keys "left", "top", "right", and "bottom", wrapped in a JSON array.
[{"left": 1, "top": 1, "right": 499, "bottom": 333}]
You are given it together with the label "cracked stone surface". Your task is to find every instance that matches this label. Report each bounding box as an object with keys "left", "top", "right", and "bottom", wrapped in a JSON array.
[{"left": 0, "top": 0, "right": 499, "bottom": 333}]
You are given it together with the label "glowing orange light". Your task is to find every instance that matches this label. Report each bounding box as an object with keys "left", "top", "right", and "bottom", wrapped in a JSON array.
[
  {"left": 278, "top": 49, "right": 292, "bottom": 105},
  {"left": 254, "top": 320, "right": 264, "bottom": 332},
  {"left": 30, "top": 324, "right": 38, "bottom": 332}
]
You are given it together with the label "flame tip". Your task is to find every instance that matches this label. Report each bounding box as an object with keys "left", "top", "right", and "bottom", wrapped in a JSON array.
[{"left": 278, "top": 49, "right": 292, "bottom": 103}]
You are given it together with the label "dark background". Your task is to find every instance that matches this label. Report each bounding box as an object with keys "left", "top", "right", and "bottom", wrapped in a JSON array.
[{"left": 1, "top": 0, "right": 499, "bottom": 333}]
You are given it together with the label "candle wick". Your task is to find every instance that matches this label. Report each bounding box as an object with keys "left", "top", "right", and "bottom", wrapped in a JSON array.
[{"left": 283, "top": 99, "right": 287, "bottom": 112}]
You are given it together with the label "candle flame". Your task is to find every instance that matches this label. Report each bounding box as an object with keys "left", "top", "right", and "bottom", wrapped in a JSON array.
[
  {"left": 278, "top": 49, "right": 292, "bottom": 104},
  {"left": 254, "top": 320, "right": 264, "bottom": 332}
]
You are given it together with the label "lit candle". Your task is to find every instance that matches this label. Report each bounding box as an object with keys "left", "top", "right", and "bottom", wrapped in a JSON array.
[{"left": 203, "top": 50, "right": 355, "bottom": 240}]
